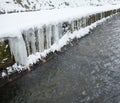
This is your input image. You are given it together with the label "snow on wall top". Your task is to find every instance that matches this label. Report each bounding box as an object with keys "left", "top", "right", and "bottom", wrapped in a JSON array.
[{"left": 0, "top": 5, "right": 120, "bottom": 39}]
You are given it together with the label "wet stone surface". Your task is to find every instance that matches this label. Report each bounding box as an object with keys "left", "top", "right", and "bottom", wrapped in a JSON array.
[{"left": 1, "top": 14, "right": 120, "bottom": 103}]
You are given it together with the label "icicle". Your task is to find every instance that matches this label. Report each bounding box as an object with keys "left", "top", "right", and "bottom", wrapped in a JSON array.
[
  {"left": 81, "top": 18, "right": 84, "bottom": 28},
  {"left": 58, "top": 23, "right": 62, "bottom": 38},
  {"left": 79, "top": 19, "right": 82, "bottom": 29},
  {"left": 74, "top": 20, "right": 77, "bottom": 30},
  {"left": 86, "top": 17, "right": 89, "bottom": 26},
  {"left": 102, "top": 12, "right": 105, "bottom": 18},
  {"left": 22, "top": 31, "right": 30, "bottom": 56},
  {"left": 62, "top": 22, "right": 67, "bottom": 35},
  {"left": 53, "top": 24, "right": 59, "bottom": 43},
  {"left": 71, "top": 21, "right": 74, "bottom": 33},
  {"left": 22, "top": 28, "right": 37, "bottom": 55},
  {"left": 9, "top": 36, "right": 27, "bottom": 65},
  {"left": 82, "top": 17, "right": 86, "bottom": 27},
  {"left": 77, "top": 20, "right": 80, "bottom": 30},
  {"left": 46, "top": 25, "right": 52, "bottom": 49},
  {"left": 27, "top": 28, "right": 36, "bottom": 54},
  {"left": 37, "top": 27, "right": 45, "bottom": 52},
  {"left": 51, "top": 25, "right": 54, "bottom": 45},
  {"left": 34, "top": 28, "right": 39, "bottom": 52},
  {"left": 43, "top": 26, "right": 48, "bottom": 49}
]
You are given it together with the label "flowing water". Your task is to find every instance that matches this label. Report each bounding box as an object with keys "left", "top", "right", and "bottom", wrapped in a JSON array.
[{"left": 0, "top": 14, "right": 120, "bottom": 103}]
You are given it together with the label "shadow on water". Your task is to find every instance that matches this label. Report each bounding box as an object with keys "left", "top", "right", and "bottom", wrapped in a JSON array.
[{"left": 1, "top": 14, "right": 120, "bottom": 103}]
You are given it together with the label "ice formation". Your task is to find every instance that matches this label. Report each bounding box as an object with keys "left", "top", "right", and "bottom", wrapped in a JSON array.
[{"left": 0, "top": 4, "right": 120, "bottom": 76}]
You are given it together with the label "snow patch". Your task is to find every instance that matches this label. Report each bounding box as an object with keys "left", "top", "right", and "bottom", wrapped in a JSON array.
[{"left": 1, "top": 0, "right": 120, "bottom": 12}]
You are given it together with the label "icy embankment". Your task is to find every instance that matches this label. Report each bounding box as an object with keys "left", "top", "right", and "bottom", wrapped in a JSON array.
[
  {"left": 0, "top": 5, "right": 120, "bottom": 77},
  {"left": 1, "top": 18, "right": 108, "bottom": 78}
]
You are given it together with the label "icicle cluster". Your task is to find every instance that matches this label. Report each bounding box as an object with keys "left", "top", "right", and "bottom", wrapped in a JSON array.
[
  {"left": 8, "top": 9, "right": 119, "bottom": 66},
  {"left": 1, "top": 8, "right": 119, "bottom": 78}
]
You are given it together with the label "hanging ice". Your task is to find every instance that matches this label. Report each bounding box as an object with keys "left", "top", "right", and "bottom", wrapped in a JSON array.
[
  {"left": 9, "top": 36, "right": 27, "bottom": 65},
  {"left": 28, "top": 28, "right": 36, "bottom": 54},
  {"left": 4, "top": 8, "right": 116, "bottom": 68},
  {"left": 46, "top": 25, "right": 52, "bottom": 49},
  {"left": 53, "top": 24, "right": 59, "bottom": 43},
  {"left": 37, "top": 27, "right": 45, "bottom": 52}
]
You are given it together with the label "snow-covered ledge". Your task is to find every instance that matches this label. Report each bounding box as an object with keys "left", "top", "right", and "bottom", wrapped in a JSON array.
[{"left": 0, "top": 5, "right": 120, "bottom": 78}]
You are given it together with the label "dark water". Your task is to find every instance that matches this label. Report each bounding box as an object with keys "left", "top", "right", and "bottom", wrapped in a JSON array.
[{"left": 1, "top": 14, "right": 120, "bottom": 103}]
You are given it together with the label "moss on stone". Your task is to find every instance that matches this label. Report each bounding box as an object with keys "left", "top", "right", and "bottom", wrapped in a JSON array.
[{"left": 0, "top": 40, "right": 15, "bottom": 70}]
